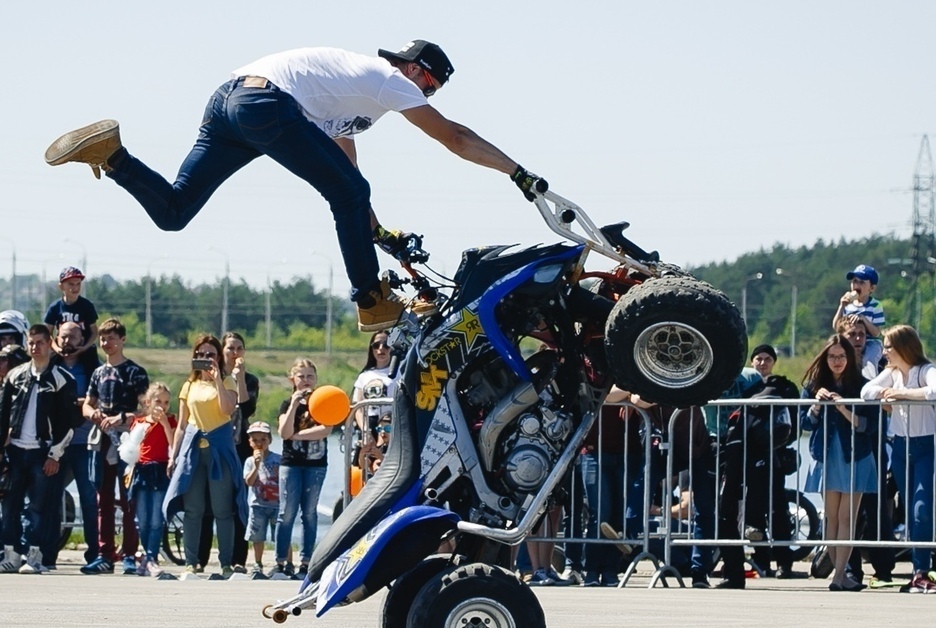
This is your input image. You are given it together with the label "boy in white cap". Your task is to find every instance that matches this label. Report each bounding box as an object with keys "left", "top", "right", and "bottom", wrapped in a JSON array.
[{"left": 242, "top": 421, "right": 281, "bottom": 579}]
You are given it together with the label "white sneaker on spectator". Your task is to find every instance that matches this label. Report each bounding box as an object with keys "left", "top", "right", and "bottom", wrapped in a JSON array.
[
  {"left": 560, "top": 568, "right": 584, "bottom": 585},
  {"left": 0, "top": 546, "right": 22, "bottom": 573},
  {"left": 18, "top": 547, "right": 43, "bottom": 574}
]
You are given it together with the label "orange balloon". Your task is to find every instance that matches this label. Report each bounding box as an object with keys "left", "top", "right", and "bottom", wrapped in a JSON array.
[
  {"left": 307, "top": 385, "right": 351, "bottom": 426},
  {"left": 350, "top": 465, "right": 363, "bottom": 497}
]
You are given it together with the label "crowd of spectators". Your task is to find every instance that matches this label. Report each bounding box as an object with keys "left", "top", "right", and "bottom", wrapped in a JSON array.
[
  {"left": 2, "top": 261, "right": 935, "bottom": 595},
  {"left": 0, "top": 267, "right": 333, "bottom": 579},
  {"left": 512, "top": 262, "right": 936, "bottom": 594}
]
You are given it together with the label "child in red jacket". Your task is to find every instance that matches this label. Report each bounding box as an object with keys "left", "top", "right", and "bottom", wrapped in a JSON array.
[{"left": 121, "top": 382, "right": 176, "bottom": 577}]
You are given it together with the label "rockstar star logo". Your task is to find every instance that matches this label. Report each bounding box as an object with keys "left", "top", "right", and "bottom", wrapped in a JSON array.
[{"left": 450, "top": 308, "right": 485, "bottom": 350}]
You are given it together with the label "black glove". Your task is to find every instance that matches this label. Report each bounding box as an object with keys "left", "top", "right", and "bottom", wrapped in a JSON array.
[
  {"left": 373, "top": 225, "right": 410, "bottom": 260},
  {"left": 511, "top": 165, "right": 546, "bottom": 202}
]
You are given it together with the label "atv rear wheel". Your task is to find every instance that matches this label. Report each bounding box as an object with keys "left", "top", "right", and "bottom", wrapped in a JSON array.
[
  {"left": 381, "top": 555, "right": 462, "bottom": 628},
  {"left": 605, "top": 277, "right": 746, "bottom": 406}
]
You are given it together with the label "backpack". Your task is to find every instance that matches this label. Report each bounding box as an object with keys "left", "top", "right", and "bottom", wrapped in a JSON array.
[{"left": 740, "top": 374, "right": 800, "bottom": 446}]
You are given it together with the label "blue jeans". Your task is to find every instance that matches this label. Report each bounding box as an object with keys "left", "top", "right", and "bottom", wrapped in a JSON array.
[
  {"left": 688, "top": 457, "right": 717, "bottom": 576},
  {"left": 891, "top": 435, "right": 936, "bottom": 573},
  {"left": 275, "top": 465, "right": 327, "bottom": 564},
  {"left": 1, "top": 446, "right": 59, "bottom": 552},
  {"left": 134, "top": 488, "right": 166, "bottom": 561},
  {"left": 59, "top": 444, "right": 99, "bottom": 563},
  {"left": 107, "top": 77, "right": 378, "bottom": 301},
  {"left": 580, "top": 452, "right": 626, "bottom": 573}
]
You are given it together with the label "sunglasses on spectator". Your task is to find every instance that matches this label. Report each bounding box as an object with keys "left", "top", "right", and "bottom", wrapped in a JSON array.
[
  {"left": 376, "top": 425, "right": 392, "bottom": 434},
  {"left": 371, "top": 342, "right": 390, "bottom": 350},
  {"left": 195, "top": 351, "right": 217, "bottom": 358}
]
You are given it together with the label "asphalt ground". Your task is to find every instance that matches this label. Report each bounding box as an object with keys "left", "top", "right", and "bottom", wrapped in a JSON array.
[{"left": 1, "top": 550, "right": 933, "bottom": 627}]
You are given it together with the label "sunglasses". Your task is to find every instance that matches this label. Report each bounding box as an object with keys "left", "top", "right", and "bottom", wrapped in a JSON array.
[
  {"left": 371, "top": 342, "right": 390, "bottom": 351},
  {"left": 195, "top": 351, "right": 217, "bottom": 359},
  {"left": 421, "top": 68, "right": 437, "bottom": 97},
  {"left": 376, "top": 424, "right": 392, "bottom": 434}
]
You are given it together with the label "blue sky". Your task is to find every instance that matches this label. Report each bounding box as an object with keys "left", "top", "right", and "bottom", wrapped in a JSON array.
[{"left": 3, "top": 1, "right": 933, "bottom": 298}]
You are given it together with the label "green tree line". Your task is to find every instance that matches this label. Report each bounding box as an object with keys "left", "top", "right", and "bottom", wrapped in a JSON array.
[
  {"left": 0, "top": 273, "right": 365, "bottom": 352},
  {"left": 690, "top": 234, "right": 934, "bottom": 365},
  {"left": 1, "top": 233, "right": 932, "bottom": 370}
]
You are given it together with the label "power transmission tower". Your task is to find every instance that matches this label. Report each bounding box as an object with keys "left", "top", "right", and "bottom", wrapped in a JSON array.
[{"left": 909, "top": 135, "right": 936, "bottom": 327}]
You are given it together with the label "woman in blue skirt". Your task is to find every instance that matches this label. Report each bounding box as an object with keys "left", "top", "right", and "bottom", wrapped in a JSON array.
[{"left": 800, "top": 334, "right": 878, "bottom": 591}]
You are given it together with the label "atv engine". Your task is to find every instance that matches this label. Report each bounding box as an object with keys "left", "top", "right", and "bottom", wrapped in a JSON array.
[
  {"left": 498, "top": 404, "right": 573, "bottom": 493},
  {"left": 457, "top": 349, "right": 574, "bottom": 496}
]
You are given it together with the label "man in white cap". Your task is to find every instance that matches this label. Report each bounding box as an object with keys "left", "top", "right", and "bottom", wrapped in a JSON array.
[{"left": 45, "top": 40, "right": 546, "bottom": 332}]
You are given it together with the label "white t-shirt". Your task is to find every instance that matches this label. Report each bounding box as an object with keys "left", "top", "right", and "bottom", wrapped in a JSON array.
[
  {"left": 861, "top": 364, "right": 936, "bottom": 437},
  {"left": 233, "top": 47, "right": 428, "bottom": 138},
  {"left": 353, "top": 366, "right": 398, "bottom": 423},
  {"left": 11, "top": 373, "right": 40, "bottom": 449}
]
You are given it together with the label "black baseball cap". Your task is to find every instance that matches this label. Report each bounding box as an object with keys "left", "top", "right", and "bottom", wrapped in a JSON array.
[{"left": 378, "top": 40, "right": 454, "bottom": 86}]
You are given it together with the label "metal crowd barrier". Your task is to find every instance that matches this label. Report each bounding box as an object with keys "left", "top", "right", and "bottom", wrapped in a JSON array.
[
  {"left": 335, "top": 396, "right": 936, "bottom": 589},
  {"left": 340, "top": 397, "right": 394, "bottom": 511},
  {"left": 661, "top": 397, "right": 936, "bottom": 587},
  {"left": 522, "top": 401, "right": 671, "bottom": 587}
]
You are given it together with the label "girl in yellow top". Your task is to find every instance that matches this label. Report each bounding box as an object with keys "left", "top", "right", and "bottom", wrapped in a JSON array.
[{"left": 165, "top": 334, "right": 246, "bottom": 578}]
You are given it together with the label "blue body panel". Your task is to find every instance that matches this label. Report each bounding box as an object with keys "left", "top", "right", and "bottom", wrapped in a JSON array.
[
  {"left": 478, "top": 245, "right": 583, "bottom": 382},
  {"left": 315, "top": 505, "right": 460, "bottom": 616}
]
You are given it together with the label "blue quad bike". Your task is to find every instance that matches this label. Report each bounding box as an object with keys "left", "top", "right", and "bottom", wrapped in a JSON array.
[{"left": 262, "top": 183, "right": 748, "bottom": 627}]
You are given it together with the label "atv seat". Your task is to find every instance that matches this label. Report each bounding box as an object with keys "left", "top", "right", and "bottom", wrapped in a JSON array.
[
  {"left": 599, "top": 222, "right": 660, "bottom": 263},
  {"left": 305, "top": 387, "right": 421, "bottom": 584}
]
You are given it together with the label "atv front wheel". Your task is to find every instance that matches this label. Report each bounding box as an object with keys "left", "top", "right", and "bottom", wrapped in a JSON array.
[
  {"left": 406, "top": 563, "right": 545, "bottom": 628},
  {"left": 604, "top": 277, "right": 746, "bottom": 406}
]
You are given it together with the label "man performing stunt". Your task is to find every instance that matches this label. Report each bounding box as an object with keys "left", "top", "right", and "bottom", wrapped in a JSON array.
[{"left": 45, "top": 40, "right": 544, "bottom": 331}]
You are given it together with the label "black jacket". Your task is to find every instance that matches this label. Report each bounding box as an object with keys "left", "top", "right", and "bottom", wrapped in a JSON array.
[{"left": 0, "top": 360, "right": 81, "bottom": 461}]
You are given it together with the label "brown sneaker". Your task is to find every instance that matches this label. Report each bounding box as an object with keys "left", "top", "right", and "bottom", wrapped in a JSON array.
[
  {"left": 356, "top": 280, "right": 406, "bottom": 331},
  {"left": 599, "top": 521, "right": 632, "bottom": 556},
  {"left": 45, "top": 119, "right": 122, "bottom": 180},
  {"left": 409, "top": 299, "right": 439, "bottom": 317}
]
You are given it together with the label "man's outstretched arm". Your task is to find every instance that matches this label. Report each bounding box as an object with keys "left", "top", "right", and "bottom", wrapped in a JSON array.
[{"left": 401, "top": 105, "right": 518, "bottom": 174}]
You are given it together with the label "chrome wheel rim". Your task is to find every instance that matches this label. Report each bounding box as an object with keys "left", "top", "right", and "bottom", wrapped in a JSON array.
[
  {"left": 445, "top": 598, "right": 515, "bottom": 628},
  {"left": 632, "top": 322, "right": 713, "bottom": 389}
]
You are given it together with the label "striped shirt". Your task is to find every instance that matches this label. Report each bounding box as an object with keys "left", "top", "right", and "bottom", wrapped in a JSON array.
[{"left": 844, "top": 297, "right": 885, "bottom": 328}]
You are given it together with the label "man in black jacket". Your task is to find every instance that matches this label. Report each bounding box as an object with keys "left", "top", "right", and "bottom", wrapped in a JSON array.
[
  {"left": 0, "top": 324, "right": 80, "bottom": 574},
  {"left": 717, "top": 345, "right": 799, "bottom": 588}
]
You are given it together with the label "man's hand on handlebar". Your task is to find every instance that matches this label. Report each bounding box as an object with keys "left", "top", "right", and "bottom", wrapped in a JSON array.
[
  {"left": 373, "top": 225, "right": 429, "bottom": 264},
  {"left": 511, "top": 165, "right": 548, "bottom": 202},
  {"left": 373, "top": 225, "right": 411, "bottom": 260}
]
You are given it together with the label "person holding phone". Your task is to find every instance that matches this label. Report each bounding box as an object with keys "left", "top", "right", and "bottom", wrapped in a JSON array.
[
  {"left": 196, "top": 331, "right": 261, "bottom": 573},
  {"left": 164, "top": 334, "right": 247, "bottom": 579}
]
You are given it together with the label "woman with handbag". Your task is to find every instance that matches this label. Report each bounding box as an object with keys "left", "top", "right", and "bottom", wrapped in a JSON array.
[{"left": 801, "top": 334, "right": 877, "bottom": 591}]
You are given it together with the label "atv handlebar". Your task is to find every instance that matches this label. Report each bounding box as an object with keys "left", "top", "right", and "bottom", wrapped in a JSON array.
[{"left": 530, "top": 188, "right": 656, "bottom": 276}]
